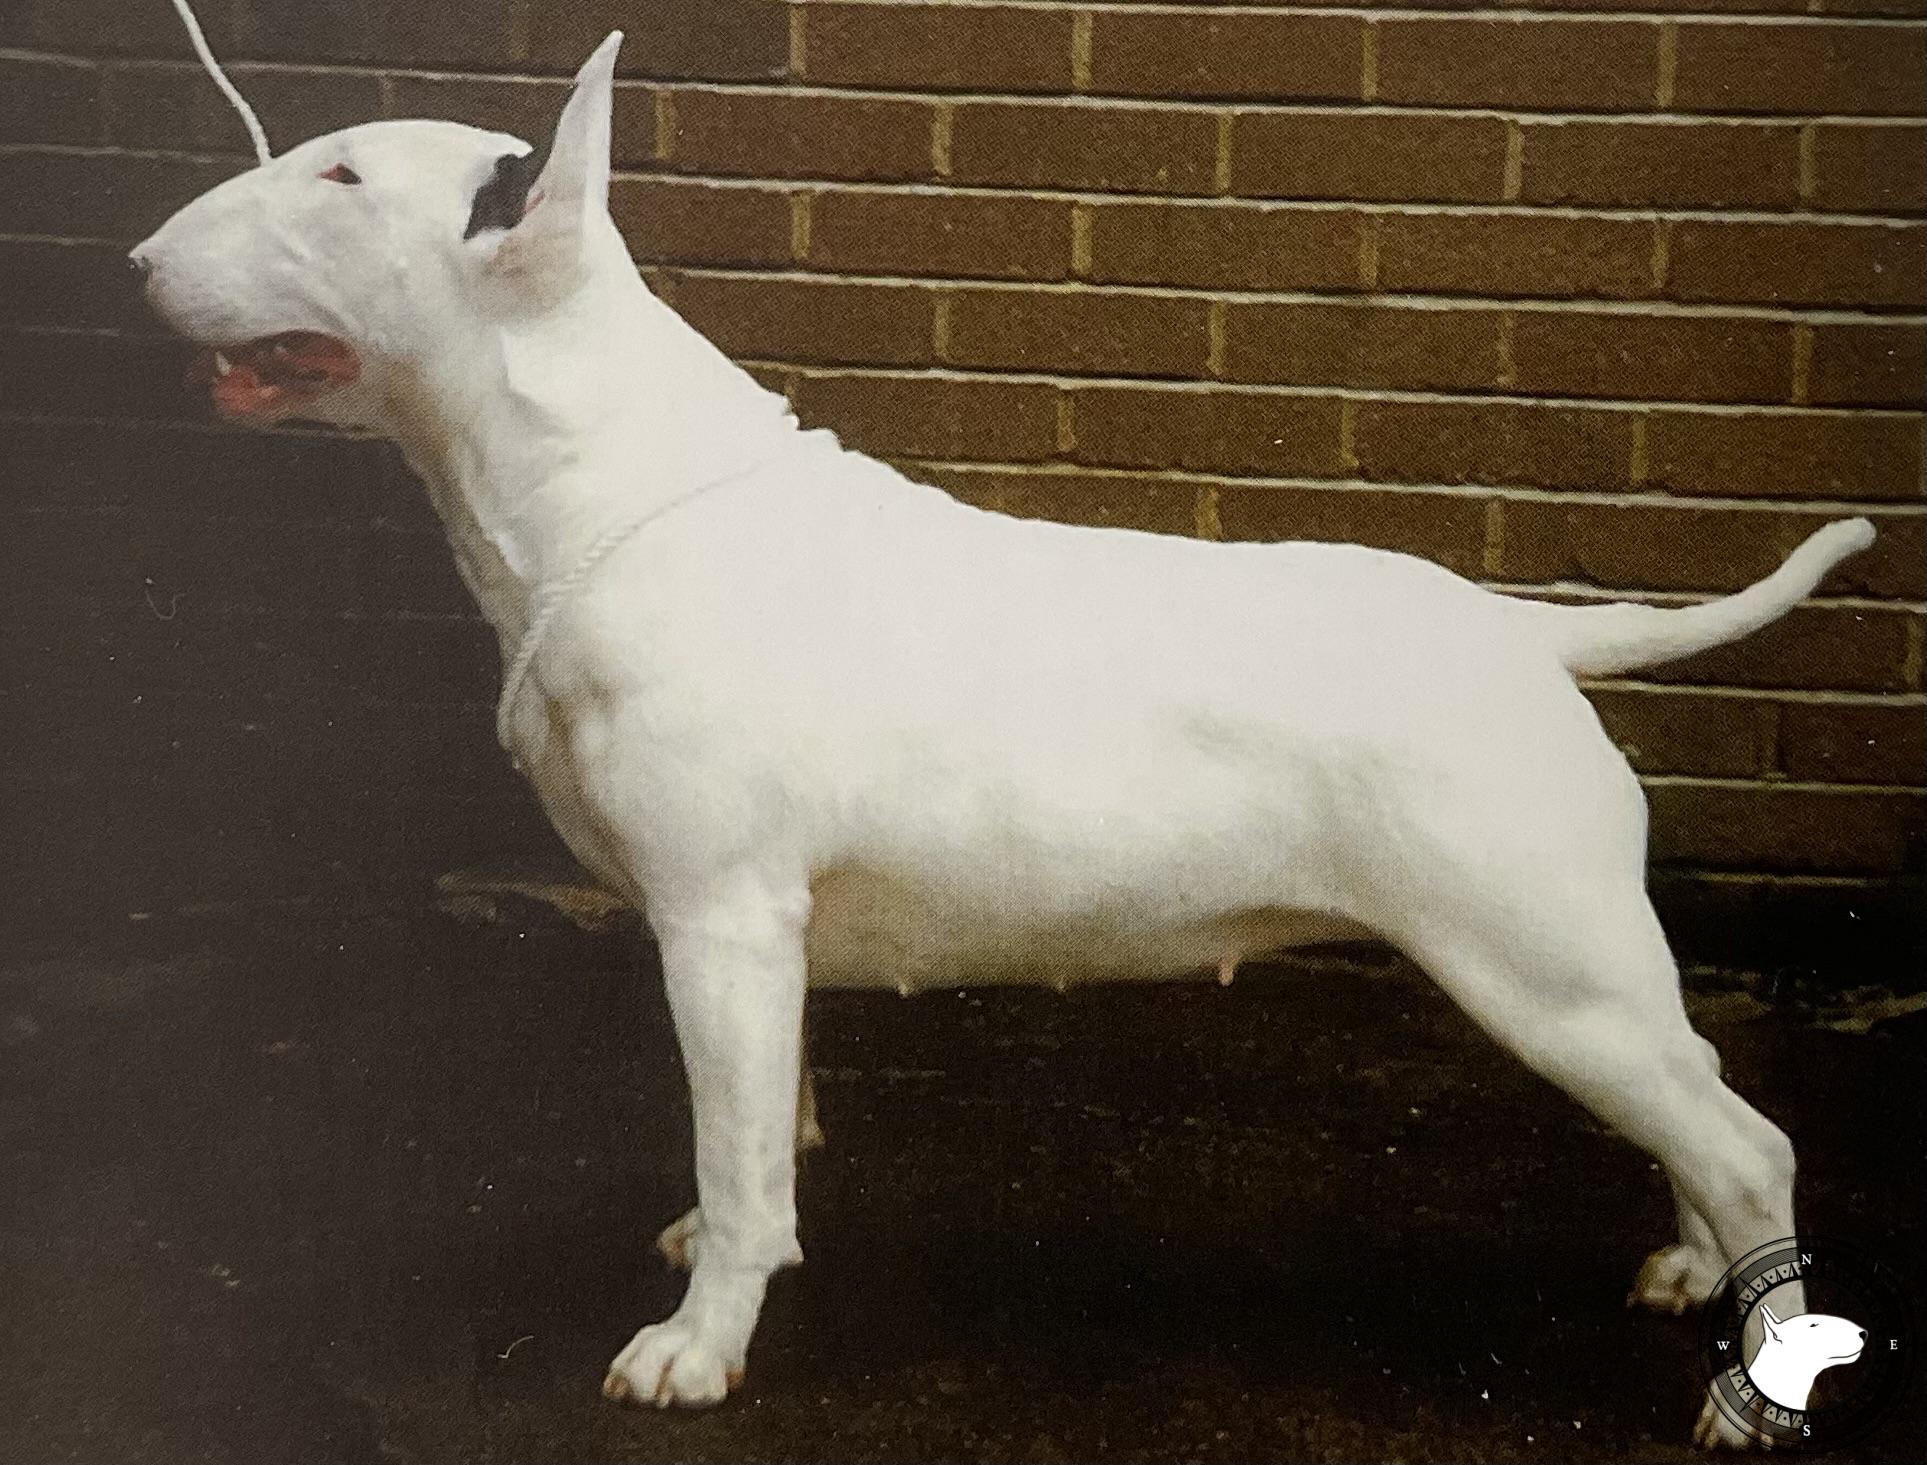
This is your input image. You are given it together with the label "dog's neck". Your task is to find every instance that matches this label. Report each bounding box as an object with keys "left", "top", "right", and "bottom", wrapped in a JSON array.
[{"left": 380, "top": 219, "right": 796, "bottom": 647}]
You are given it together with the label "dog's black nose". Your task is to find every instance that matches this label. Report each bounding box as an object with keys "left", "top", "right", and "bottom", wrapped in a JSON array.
[{"left": 127, "top": 252, "right": 152, "bottom": 283}]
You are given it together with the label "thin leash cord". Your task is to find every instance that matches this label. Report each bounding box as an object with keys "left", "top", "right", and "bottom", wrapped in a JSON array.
[
  {"left": 494, "top": 463, "right": 766, "bottom": 754},
  {"left": 170, "top": 0, "right": 272, "bottom": 165}
]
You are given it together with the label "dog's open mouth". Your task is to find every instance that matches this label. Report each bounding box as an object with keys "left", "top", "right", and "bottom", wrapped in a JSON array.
[{"left": 186, "top": 331, "right": 361, "bottom": 421}]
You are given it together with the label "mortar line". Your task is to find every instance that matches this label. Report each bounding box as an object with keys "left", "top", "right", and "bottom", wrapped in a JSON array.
[
  {"left": 652, "top": 89, "right": 676, "bottom": 165},
  {"left": 1482, "top": 498, "right": 1506, "bottom": 575},
  {"left": 885, "top": 455, "right": 1927, "bottom": 522},
  {"left": 1790, "top": 324, "right": 1814, "bottom": 405},
  {"left": 655, "top": 269, "right": 1919, "bottom": 329},
  {"left": 14, "top": 47, "right": 1924, "bottom": 109},
  {"left": 1656, "top": 20, "right": 1678, "bottom": 110},
  {"left": 788, "top": 4, "right": 808, "bottom": 79},
  {"left": 931, "top": 101, "right": 954, "bottom": 177}
]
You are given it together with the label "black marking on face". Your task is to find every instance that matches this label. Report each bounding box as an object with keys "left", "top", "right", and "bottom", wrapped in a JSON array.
[{"left": 464, "top": 128, "right": 554, "bottom": 239}]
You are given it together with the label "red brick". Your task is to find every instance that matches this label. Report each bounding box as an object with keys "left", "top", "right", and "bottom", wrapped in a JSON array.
[
  {"left": 1512, "top": 312, "right": 1794, "bottom": 404},
  {"left": 790, "top": 371, "right": 1060, "bottom": 462},
  {"left": 0, "top": 418, "right": 393, "bottom": 523},
  {"left": 1570, "top": 602, "right": 1915, "bottom": 695},
  {"left": 106, "top": 62, "right": 383, "bottom": 156},
  {"left": 1068, "top": 387, "right": 1345, "bottom": 477},
  {"left": 0, "top": 239, "right": 148, "bottom": 332},
  {"left": 665, "top": 90, "right": 934, "bottom": 183},
  {"left": 1587, "top": 688, "right": 1776, "bottom": 778},
  {"left": 389, "top": 75, "right": 656, "bottom": 167},
  {"left": 924, "top": 467, "right": 1199, "bottom": 538},
  {"left": 1519, "top": 120, "right": 1801, "bottom": 209},
  {"left": 1353, "top": 399, "right": 1636, "bottom": 491},
  {"left": 237, "top": 0, "right": 521, "bottom": 68},
  {"left": 0, "top": 55, "right": 99, "bottom": 145},
  {"left": 5, "top": 506, "right": 385, "bottom": 622},
  {"left": 1647, "top": 783, "right": 1921, "bottom": 874},
  {"left": 1229, "top": 111, "right": 1507, "bottom": 203},
  {"left": 1674, "top": 22, "right": 1926, "bottom": 116},
  {"left": 1495, "top": 499, "right": 1923, "bottom": 600},
  {"left": 1084, "top": 203, "right": 1364, "bottom": 291},
  {"left": 1215, "top": 483, "right": 1490, "bottom": 576},
  {"left": 665, "top": 275, "right": 936, "bottom": 367},
  {"left": 945, "top": 290, "right": 1213, "bottom": 378},
  {"left": 800, "top": 4, "right": 1075, "bottom": 92},
  {"left": 1780, "top": 702, "right": 1927, "bottom": 784},
  {"left": 808, "top": 191, "right": 1073, "bottom": 281},
  {"left": 1667, "top": 220, "right": 1926, "bottom": 309},
  {"left": 950, "top": 103, "right": 1219, "bottom": 195},
  {"left": 1375, "top": 214, "right": 1657, "bottom": 299},
  {"left": 526, "top": 0, "right": 788, "bottom": 81},
  {"left": 0, "top": 328, "right": 202, "bottom": 424},
  {"left": 1806, "top": 323, "right": 1927, "bottom": 408},
  {"left": 1088, "top": 12, "right": 1366, "bottom": 101},
  {"left": 1811, "top": 123, "right": 1927, "bottom": 215},
  {"left": 0, "top": 147, "right": 241, "bottom": 243},
  {"left": 1377, "top": 20, "right": 1660, "bottom": 109},
  {"left": 1222, "top": 302, "right": 1506, "bottom": 392},
  {"left": 5, "top": 0, "right": 237, "bottom": 56},
  {"left": 1645, "top": 410, "right": 1923, "bottom": 502},
  {"left": 610, "top": 178, "right": 793, "bottom": 268}
]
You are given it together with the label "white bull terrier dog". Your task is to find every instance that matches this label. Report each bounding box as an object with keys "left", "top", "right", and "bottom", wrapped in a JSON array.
[{"left": 134, "top": 31, "right": 1872, "bottom": 1449}]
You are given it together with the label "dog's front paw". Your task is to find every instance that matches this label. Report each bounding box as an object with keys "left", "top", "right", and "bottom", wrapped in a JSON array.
[
  {"left": 1630, "top": 1242, "right": 1724, "bottom": 1315},
  {"left": 657, "top": 1207, "right": 703, "bottom": 1271},
  {"left": 1693, "top": 1391, "right": 1770, "bottom": 1451},
  {"left": 603, "top": 1319, "right": 744, "bottom": 1409}
]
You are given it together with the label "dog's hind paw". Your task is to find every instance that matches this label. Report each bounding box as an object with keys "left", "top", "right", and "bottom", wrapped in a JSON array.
[
  {"left": 657, "top": 1207, "right": 703, "bottom": 1271},
  {"left": 604, "top": 1320, "right": 742, "bottom": 1409},
  {"left": 1694, "top": 1392, "right": 1770, "bottom": 1451},
  {"left": 1629, "top": 1242, "right": 1725, "bottom": 1315}
]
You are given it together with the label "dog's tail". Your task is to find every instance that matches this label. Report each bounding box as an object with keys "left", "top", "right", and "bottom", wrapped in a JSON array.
[{"left": 1518, "top": 517, "right": 1876, "bottom": 678}]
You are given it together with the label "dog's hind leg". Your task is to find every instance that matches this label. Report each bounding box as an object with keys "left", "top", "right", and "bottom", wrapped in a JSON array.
[
  {"left": 1631, "top": 1181, "right": 1726, "bottom": 1315},
  {"left": 605, "top": 882, "right": 809, "bottom": 1408},
  {"left": 659, "top": 1030, "right": 824, "bottom": 1272},
  {"left": 1386, "top": 859, "right": 1796, "bottom": 1448},
  {"left": 1630, "top": 1037, "right": 1730, "bottom": 1315}
]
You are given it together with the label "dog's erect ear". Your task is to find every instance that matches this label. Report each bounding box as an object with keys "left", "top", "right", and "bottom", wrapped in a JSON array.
[
  {"left": 1760, "top": 1303, "right": 1784, "bottom": 1341},
  {"left": 467, "top": 30, "right": 621, "bottom": 276}
]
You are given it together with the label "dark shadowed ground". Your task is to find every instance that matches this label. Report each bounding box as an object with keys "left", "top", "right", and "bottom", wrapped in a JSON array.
[{"left": 2, "top": 901, "right": 1921, "bottom": 1464}]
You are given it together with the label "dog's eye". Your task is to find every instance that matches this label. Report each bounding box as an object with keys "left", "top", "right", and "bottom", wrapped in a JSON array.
[{"left": 319, "top": 163, "right": 362, "bottom": 186}]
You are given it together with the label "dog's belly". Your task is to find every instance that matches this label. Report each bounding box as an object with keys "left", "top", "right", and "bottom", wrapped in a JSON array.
[{"left": 803, "top": 864, "right": 1372, "bottom": 991}]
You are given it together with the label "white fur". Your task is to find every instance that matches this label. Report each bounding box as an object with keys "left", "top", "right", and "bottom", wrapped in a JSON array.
[{"left": 134, "top": 33, "right": 1873, "bottom": 1444}]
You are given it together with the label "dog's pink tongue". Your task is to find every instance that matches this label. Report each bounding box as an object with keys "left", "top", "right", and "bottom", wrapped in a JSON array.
[{"left": 209, "top": 358, "right": 285, "bottom": 419}]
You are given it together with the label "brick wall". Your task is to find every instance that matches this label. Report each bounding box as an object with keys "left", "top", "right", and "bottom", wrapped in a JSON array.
[{"left": 2, "top": 1, "right": 1921, "bottom": 979}]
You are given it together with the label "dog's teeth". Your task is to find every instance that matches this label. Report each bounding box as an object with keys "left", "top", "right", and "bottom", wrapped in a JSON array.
[{"left": 214, "top": 351, "right": 233, "bottom": 375}]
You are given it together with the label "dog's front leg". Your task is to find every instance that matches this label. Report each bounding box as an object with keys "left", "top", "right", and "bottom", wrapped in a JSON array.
[{"left": 604, "top": 886, "right": 807, "bottom": 1408}]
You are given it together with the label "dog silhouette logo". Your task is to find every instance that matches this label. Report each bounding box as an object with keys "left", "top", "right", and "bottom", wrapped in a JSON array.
[
  {"left": 1700, "top": 1237, "right": 1914, "bottom": 1449},
  {"left": 1748, "top": 1302, "right": 1867, "bottom": 1410}
]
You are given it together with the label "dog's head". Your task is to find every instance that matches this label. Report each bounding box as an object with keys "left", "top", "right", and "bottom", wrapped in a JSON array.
[
  {"left": 1760, "top": 1304, "right": 1868, "bottom": 1365},
  {"left": 132, "top": 31, "right": 624, "bottom": 430}
]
